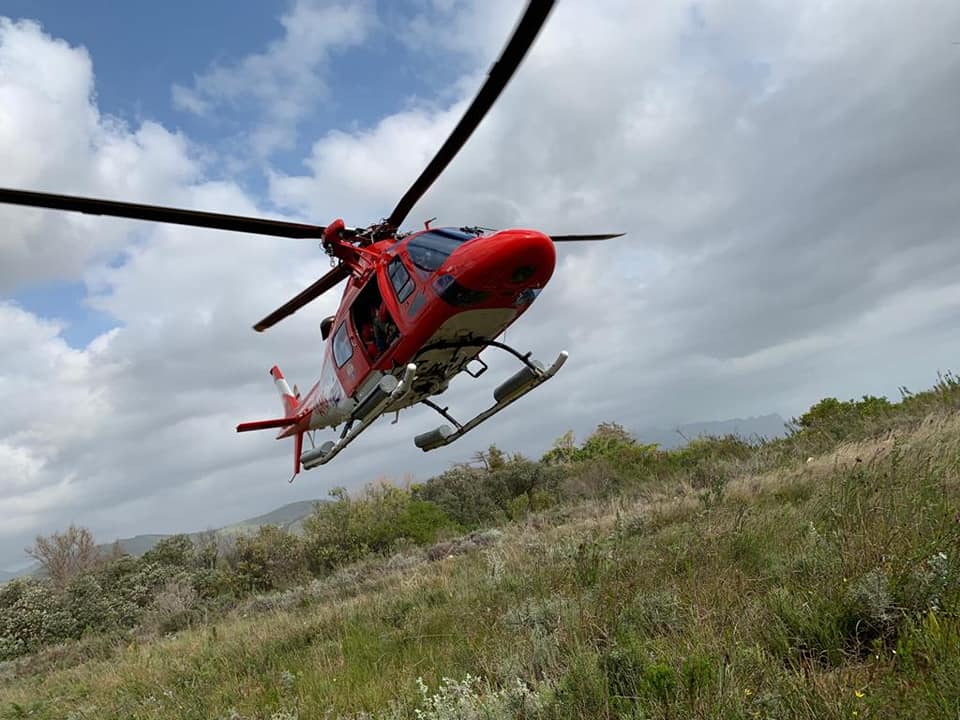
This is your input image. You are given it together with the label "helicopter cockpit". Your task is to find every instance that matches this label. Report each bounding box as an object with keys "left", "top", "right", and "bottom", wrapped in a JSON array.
[{"left": 406, "top": 227, "right": 478, "bottom": 274}]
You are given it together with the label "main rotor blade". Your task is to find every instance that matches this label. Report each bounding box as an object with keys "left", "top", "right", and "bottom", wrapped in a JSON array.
[
  {"left": 550, "top": 233, "right": 625, "bottom": 242},
  {"left": 253, "top": 263, "right": 350, "bottom": 332},
  {"left": 0, "top": 188, "right": 326, "bottom": 239},
  {"left": 385, "top": 0, "right": 556, "bottom": 230}
]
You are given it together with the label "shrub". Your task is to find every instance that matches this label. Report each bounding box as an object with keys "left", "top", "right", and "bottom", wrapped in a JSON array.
[
  {"left": 228, "top": 525, "right": 307, "bottom": 593},
  {"left": 0, "top": 579, "right": 76, "bottom": 659},
  {"left": 394, "top": 500, "right": 459, "bottom": 545},
  {"left": 304, "top": 484, "right": 459, "bottom": 572},
  {"left": 602, "top": 639, "right": 646, "bottom": 698},
  {"left": 142, "top": 534, "right": 196, "bottom": 568},
  {"left": 507, "top": 493, "right": 530, "bottom": 521},
  {"left": 790, "top": 394, "right": 894, "bottom": 444},
  {"left": 101, "top": 559, "right": 173, "bottom": 616},
  {"left": 63, "top": 574, "right": 115, "bottom": 635},
  {"left": 414, "top": 454, "right": 561, "bottom": 528},
  {"left": 140, "top": 576, "right": 199, "bottom": 634},
  {"left": 681, "top": 654, "right": 716, "bottom": 695}
]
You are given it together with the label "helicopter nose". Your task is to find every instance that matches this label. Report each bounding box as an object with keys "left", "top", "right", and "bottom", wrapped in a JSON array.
[{"left": 451, "top": 229, "right": 556, "bottom": 291}]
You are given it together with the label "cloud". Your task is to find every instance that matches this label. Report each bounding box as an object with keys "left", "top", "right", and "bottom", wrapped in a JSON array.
[
  {"left": 0, "top": 18, "right": 199, "bottom": 292},
  {"left": 3, "top": 0, "right": 960, "bottom": 570},
  {"left": 171, "top": 0, "right": 375, "bottom": 157}
]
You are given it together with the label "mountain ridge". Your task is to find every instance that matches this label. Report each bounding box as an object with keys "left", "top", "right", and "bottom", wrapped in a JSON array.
[{"left": 635, "top": 413, "right": 787, "bottom": 450}]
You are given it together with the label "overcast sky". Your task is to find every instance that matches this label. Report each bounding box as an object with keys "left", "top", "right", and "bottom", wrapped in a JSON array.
[{"left": 2, "top": 0, "right": 959, "bottom": 570}]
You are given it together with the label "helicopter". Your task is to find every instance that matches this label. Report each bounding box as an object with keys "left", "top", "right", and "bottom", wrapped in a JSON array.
[{"left": 0, "top": 0, "right": 622, "bottom": 476}]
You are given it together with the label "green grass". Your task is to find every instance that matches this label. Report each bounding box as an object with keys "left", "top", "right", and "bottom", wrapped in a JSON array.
[{"left": 3, "top": 410, "right": 960, "bottom": 718}]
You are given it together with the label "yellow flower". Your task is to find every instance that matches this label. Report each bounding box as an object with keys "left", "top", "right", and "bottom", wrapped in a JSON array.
[
  {"left": 744, "top": 688, "right": 753, "bottom": 697},
  {"left": 854, "top": 690, "right": 865, "bottom": 699}
]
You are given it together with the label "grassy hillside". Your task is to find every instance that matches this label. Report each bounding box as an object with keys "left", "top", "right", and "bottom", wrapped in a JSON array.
[{"left": 1, "top": 377, "right": 959, "bottom": 718}]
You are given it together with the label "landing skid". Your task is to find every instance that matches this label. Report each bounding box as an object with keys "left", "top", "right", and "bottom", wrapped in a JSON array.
[
  {"left": 300, "top": 363, "right": 417, "bottom": 469},
  {"left": 415, "top": 348, "right": 568, "bottom": 451}
]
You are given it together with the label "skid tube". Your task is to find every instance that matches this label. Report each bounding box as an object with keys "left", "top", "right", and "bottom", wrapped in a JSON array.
[{"left": 415, "top": 346, "right": 568, "bottom": 451}]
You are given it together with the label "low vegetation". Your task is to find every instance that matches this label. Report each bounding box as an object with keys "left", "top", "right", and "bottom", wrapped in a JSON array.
[{"left": 1, "top": 372, "right": 959, "bottom": 718}]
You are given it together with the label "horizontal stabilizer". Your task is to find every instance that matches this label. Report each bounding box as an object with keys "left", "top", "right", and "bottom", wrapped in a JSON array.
[{"left": 236, "top": 417, "right": 299, "bottom": 433}]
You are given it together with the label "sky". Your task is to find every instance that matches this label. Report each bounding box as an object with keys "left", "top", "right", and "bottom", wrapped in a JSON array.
[{"left": 2, "top": 0, "right": 959, "bottom": 570}]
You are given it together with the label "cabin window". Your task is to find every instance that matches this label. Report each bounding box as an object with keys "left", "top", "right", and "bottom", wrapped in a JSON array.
[
  {"left": 407, "top": 228, "right": 476, "bottom": 273},
  {"left": 332, "top": 322, "right": 352, "bottom": 367},
  {"left": 388, "top": 256, "right": 415, "bottom": 303}
]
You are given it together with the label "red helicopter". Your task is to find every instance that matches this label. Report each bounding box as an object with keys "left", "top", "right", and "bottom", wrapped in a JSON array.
[{"left": 0, "top": 0, "right": 622, "bottom": 476}]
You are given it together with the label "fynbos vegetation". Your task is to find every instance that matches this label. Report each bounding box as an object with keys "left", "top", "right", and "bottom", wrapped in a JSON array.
[{"left": 1, "top": 372, "right": 959, "bottom": 718}]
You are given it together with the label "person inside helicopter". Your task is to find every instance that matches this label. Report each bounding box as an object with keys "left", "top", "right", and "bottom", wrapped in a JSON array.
[{"left": 353, "top": 280, "right": 398, "bottom": 361}]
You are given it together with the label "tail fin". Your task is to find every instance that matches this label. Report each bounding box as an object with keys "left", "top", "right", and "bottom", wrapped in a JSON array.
[
  {"left": 271, "top": 365, "right": 299, "bottom": 416},
  {"left": 235, "top": 366, "right": 304, "bottom": 478}
]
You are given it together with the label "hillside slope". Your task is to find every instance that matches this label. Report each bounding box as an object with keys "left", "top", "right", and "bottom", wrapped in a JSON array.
[
  {"left": 2, "top": 400, "right": 958, "bottom": 718},
  {"left": 2, "top": 500, "right": 325, "bottom": 583}
]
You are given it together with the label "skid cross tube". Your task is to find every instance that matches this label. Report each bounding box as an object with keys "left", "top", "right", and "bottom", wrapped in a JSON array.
[
  {"left": 414, "top": 338, "right": 540, "bottom": 372},
  {"left": 421, "top": 398, "right": 464, "bottom": 430},
  {"left": 414, "top": 350, "right": 568, "bottom": 452}
]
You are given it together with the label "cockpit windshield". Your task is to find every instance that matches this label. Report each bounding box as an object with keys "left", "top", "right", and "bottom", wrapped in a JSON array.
[{"left": 406, "top": 228, "right": 478, "bottom": 273}]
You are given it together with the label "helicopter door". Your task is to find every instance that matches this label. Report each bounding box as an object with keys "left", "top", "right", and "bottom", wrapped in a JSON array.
[{"left": 350, "top": 275, "right": 399, "bottom": 365}]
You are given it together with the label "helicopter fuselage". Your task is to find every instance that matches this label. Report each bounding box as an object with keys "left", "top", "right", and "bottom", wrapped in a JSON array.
[{"left": 275, "top": 225, "right": 557, "bottom": 437}]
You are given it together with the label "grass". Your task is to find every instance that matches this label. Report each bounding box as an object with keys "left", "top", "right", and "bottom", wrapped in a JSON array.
[{"left": 2, "top": 411, "right": 960, "bottom": 718}]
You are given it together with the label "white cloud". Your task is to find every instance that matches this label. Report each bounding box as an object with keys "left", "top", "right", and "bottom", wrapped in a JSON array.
[
  {"left": 171, "top": 0, "right": 375, "bottom": 157},
  {"left": 0, "top": 19, "right": 200, "bottom": 291}
]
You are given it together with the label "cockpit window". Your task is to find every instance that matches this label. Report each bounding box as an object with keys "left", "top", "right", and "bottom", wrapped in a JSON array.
[
  {"left": 388, "top": 256, "right": 415, "bottom": 302},
  {"left": 406, "top": 228, "right": 477, "bottom": 273},
  {"left": 332, "top": 322, "right": 352, "bottom": 367}
]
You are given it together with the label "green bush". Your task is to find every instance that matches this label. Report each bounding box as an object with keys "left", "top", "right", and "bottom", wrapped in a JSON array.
[
  {"left": 142, "top": 534, "right": 196, "bottom": 568},
  {"left": 63, "top": 574, "right": 115, "bottom": 635},
  {"left": 414, "top": 453, "right": 560, "bottom": 526},
  {"left": 304, "top": 484, "right": 459, "bottom": 572},
  {"left": 412, "top": 466, "right": 504, "bottom": 527},
  {"left": 603, "top": 638, "right": 646, "bottom": 698},
  {"left": 681, "top": 654, "right": 716, "bottom": 695},
  {"left": 0, "top": 579, "right": 77, "bottom": 659},
  {"left": 228, "top": 525, "right": 307, "bottom": 593}
]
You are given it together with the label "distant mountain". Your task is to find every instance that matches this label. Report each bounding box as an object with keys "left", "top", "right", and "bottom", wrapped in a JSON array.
[
  {"left": 107, "top": 534, "right": 169, "bottom": 557},
  {"left": 637, "top": 413, "right": 788, "bottom": 450},
  {"left": 217, "top": 499, "right": 323, "bottom": 537},
  {"left": 111, "top": 499, "right": 326, "bottom": 553},
  {"left": 1, "top": 499, "right": 325, "bottom": 583}
]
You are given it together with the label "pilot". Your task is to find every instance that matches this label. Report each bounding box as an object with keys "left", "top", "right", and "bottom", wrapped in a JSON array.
[
  {"left": 372, "top": 303, "right": 391, "bottom": 353},
  {"left": 360, "top": 320, "right": 377, "bottom": 358}
]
